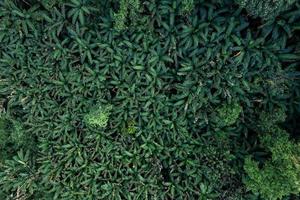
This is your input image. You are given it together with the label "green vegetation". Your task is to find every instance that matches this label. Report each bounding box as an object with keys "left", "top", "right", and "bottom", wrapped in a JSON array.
[
  {"left": 244, "top": 131, "right": 300, "bottom": 199},
  {"left": 0, "top": 0, "right": 299, "bottom": 199},
  {"left": 84, "top": 104, "right": 113, "bottom": 128},
  {"left": 214, "top": 102, "right": 242, "bottom": 128},
  {"left": 244, "top": 111, "right": 300, "bottom": 199},
  {"left": 0, "top": 115, "right": 24, "bottom": 161},
  {"left": 114, "top": 0, "right": 141, "bottom": 31},
  {"left": 236, "top": 0, "right": 297, "bottom": 20}
]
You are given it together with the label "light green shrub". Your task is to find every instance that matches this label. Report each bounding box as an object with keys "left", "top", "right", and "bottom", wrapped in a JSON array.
[
  {"left": 84, "top": 104, "right": 113, "bottom": 128},
  {"left": 236, "top": 0, "right": 296, "bottom": 20},
  {"left": 244, "top": 129, "right": 300, "bottom": 199}
]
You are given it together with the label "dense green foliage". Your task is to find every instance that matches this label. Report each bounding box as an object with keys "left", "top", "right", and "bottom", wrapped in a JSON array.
[
  {"left": 84, "top": 104, "right": 113, "bottom": 128},
  {"left": 0, "top": 115, "right": 24, "bottom": 161},
  {"left": 244, "top": 130, "right": 300, "bottom": 199},
  {"left": 0, "top": 0, "right": 299, "bottom": 199},
  {"left": 213, "top": 102, "right": 242, "bottom": 128},
  {"left": 236, "top": 0, "right": 297, "bottom": 19},
  {"left": 244, "top": 109, "right": 300, "bottom": 199},
  {"left": 113, "top": 0, "right": 141, "bottom": 31}
]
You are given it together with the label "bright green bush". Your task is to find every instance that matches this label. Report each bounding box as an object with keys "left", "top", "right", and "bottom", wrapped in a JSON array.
[
  {"left": 213, "top": 102, "right": 242, "bottom": 128},
  {"left": 244, "top": 129, "right": 300, "bottom": 199},
  {"left": 84, "top": 104, "right": 113, "bottom": 128},
  {"left": 181, "top": 0, "right": 194, "bottom": 14},
  {"left": 244, "top": 109, "right": 300, "bottom": 199},
  {"left": 114, "top": 0, "right": 141, "bottom": 31},
  {"left": 236, "top": 0, "right": 297, "bottom": 20},
  {"left": 259, "top": 107, "right": 287, "bottom": 132}
]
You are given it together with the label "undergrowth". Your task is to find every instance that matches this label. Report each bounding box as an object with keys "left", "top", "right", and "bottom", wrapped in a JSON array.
[{"left": 0, "top": 0, "right": 299, "bottom": 199}]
